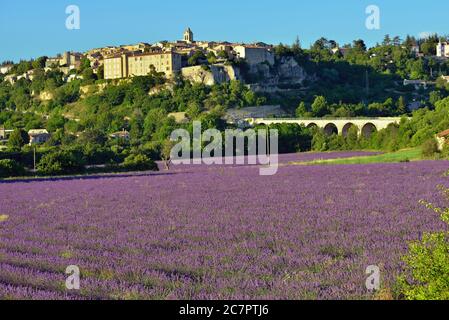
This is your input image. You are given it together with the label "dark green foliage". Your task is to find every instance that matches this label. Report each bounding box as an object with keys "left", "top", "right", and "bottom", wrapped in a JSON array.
[
  {"left": 121, "top": 152, "right": 158, "bottom": 171},
  {"left": 77, "top": 129, "right": 108, "bottom": 146},
  {"left": 311, "top": 96, "right": 328, "bottom": 117},
  {"left": 36, "top": 149, "right": 85, "bottom": 175},
  {"left": 396, "top": 186, "right": 449, "bottom": 300},
  {"left": 421, "top": 138, "right": 440, "bottom": 158},
  {"left": 0, "top": 159, "right": 26, "bottom": 178},
  {"left": 295, "top": 102, "right": 309, "bottom": 117},
  {"left": 267, "top": 123, "right": 312, "bottom": 153},
  {"left": 188, "top": 50, "right": 207, "bottom": 66},
  {"left": 7, "top": 128, "right": 29, "bottom": 151}
]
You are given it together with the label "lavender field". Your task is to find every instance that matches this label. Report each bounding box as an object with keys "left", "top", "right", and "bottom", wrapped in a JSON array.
[{"left": 0, "top": 152, "right": 448, "bottom": 300}]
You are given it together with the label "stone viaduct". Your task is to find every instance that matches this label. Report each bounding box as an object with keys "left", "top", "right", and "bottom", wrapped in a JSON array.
[{"left": 247, "top": 117, "right": 404, "bottom": 137}]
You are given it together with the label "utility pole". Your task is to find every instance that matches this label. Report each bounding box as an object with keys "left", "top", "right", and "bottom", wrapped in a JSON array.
[{"left": 33, "top": 147, "right": 36, "bottom": 174}]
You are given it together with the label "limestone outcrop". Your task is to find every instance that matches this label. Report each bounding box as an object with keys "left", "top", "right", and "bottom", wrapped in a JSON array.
[{"left": 181, "top": 64, "right": 241, "bottom": 85}]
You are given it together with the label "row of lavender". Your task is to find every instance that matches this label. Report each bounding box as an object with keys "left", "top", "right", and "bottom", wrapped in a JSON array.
[
  {"left": 0, "top": 153, "right": 447, "bottom": 299},
  {"left": 155, "top": 151, "right": 381, "bottom": 172}
]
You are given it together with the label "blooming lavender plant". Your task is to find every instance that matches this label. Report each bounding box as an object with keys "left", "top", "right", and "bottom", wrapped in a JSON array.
[{"left": 0, "top": 153, "right": 447, "bottom": 300}]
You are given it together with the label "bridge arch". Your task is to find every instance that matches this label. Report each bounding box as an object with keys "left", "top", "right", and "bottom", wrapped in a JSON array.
[
  {"left": 324, "top": 123, "right": 338, "bottom": 136},
  {"left": 361, "top": 123, "right": 377, "bottom": 138},
  {"left": 306, "top": 123, "right": 319, "bottom": 131},
  {"left": 342, "top": 123, "right": 358, "bottom": 137}
]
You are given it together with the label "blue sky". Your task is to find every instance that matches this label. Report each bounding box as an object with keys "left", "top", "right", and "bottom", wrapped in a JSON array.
[{"left": 0, "top": 0, "right": 447, "bottom": 62}]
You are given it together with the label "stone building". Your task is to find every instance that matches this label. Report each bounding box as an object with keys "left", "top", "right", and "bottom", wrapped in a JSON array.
[
  {"left": 127, "top": 52, "right": 182, "bottom": 77},
  {"left": 436, "top": 41, "right": 449, "bottom": 58},
  {"left": 28, "top": 129, "right": 51, "bottom": 145},
  {"left": 233, "top": 45, "right": 275, "bottom": 66},
  {"left": 0, "top": 64, "right": 13, "bottom": 74},
  {"left": 104, "top": 54, "right": 128, "bottom": 79},
  {"left": 437, "top": 129, "right": 449, "bottom": 151},
  {"left": 104, "top": 51, "right": 182, "bottom": 79},
  {"left": 45, "top": 52, "right": 82, "bottom": 69},
  {"left": 0, "top": 127, "right": 13, "bottom": 140}
]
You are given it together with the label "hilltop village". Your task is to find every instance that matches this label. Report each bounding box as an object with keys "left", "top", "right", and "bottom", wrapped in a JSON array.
[
  {"left": 1, "top": 28, "right": 448, "bottom": 92},
  {"left": 101, "top": 28, "right": 275, "bottom": 84},
  {"left": 2, "top": 28, "right": 281, "bottom": 87}
]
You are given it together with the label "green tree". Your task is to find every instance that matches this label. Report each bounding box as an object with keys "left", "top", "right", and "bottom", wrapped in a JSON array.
[
  {"left": 421, "top": 138, "right": 440, "bottom": 158},
  {"left": 96, "top": 65, "right": 104, "bottom": 80},
  {"left": 129, "top": 110, "right": 144, "bottom": 143},
  {"left": 77, "top": 129, "right": 107, "bottom": 146},
  {"left": 312, "top": 129, "right": 328, "bottom": 151},
  {"left": 345, "top": 126, "right": 360, "bottom": 149},
  {"left": 382, "top": 34, "right": 392, "bottom": 46},
  {"left": 409, "top": 59, "right": 425, "bottom": 79},
  {"left": 46, "top": 114, "right": 66, "bottom": 133},
  {"left": 397, "top": 96, "right": 407, "bottom": 115},
  {"left": 311, "top": 96, "right": 328, "bottom": 117},
  {"left": 186, "top": 101, "right": 202, "bottom": 119},
  {"left": 37, "top": 150, "right": 85, "bottom": 175},
  {"left": 161, "top": 138, "right": 175, "bottom": 170},
  {"left": 7, "top": 128, "right": 29, "bottom": 150},
  {"left": 143, "top": 108, "right": 167, "bottom": 140},
  {"left": 188, "top": 50, "right": 206, "bottom": 66},
  {"left": 206, "top": 51, "right": 217, "bottom": 64},
  {"left": 429, "top": 91, "right": 442, "bottom": 106},
  {"left": 122, "top": 152, "right": 158, "bottom": 171},
  {"left": 79, "top": 57, "right": 91, "bottom": 71},
  {"left": 32, "top": 56, "right": 47, "bottom": 69},
  {"left": 353, "top": 39, "right": 367, "bottom": 52},
  {"left": 295, "top": 102, "right": 308, "bottom": 117},
  {"left": 0, "top": 159, "right": 26, "bottom": 178},
  {"left": 81, "top": 67, "right": 97, "bottom": 85},
  {"left": 217, "top": 50, "right": 228, "bottom": 59}
]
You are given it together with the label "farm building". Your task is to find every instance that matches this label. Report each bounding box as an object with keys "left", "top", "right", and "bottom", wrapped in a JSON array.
[
  {"left": 28, "top": 129, "right": 51, "bottom": 145},
  {"left": 436, "top": 129, "right": 449, "bottom": 150}
]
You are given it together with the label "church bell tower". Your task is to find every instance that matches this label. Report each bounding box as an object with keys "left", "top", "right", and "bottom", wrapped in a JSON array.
[{"left": 184, "top": 27, "right": 194, "bottom": 43}]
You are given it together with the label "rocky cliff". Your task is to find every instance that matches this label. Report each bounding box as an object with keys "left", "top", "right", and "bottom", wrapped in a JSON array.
[
  {"left": 245, "top": 56, "right": 310, "bottom": 92},
  {"left": 180, "top": 56, "right": 310, "bottom": 91},
  {"left": 181, "top": 64, "right": 241, "bottom": 86}
]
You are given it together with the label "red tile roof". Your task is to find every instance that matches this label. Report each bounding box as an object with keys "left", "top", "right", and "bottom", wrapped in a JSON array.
[{"left": 437, "top": 129, "right": 449, "bottom": 138}]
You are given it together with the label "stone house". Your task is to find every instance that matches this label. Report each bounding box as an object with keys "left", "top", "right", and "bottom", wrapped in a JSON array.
[
  {"left": 28, "top": 129, "right": 51, "bottom": 145},
  {"left": 233, "top": 45, "right": 275, "bottom": 66},
  {"left": 0, "top": 65, "right": 13, "bottom": 74},
  {"left": 436, "top": 129, "right": 449, "bottom": 151},
  {"left": 0, "top": 127, "right": 13, "bottom": 140},
  {"left": 436, "top": 42, "right": 449, "bottom": 58}
]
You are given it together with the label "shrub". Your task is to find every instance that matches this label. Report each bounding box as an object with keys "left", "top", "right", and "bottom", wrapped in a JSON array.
[
  {"left": 37, "top": 150, "right": 85, "bottom": 176},
  {"left": 441, "top": 145, "right": 449, "bottom": 159},
  {"left": 421, "top": 138, "right": 439, "bottom": 158},
  {"left": 0, "top": 159, "right": 26, "bottom": 178},
  {"left": 121, "top": 153, "right": 158, "bottom": 172},
  {"left": 396, "top": 185, "right": 449, "bottom": 300}
]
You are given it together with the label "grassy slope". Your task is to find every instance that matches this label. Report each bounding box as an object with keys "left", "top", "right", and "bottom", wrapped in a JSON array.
[{"left": 292, "top": 148, "right": 424, "bottom": 166}]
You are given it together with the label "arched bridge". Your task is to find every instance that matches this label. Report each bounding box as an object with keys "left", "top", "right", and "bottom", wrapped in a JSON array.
[{"left": 247, "top": 117, "right": 404, "bottom": 137}]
